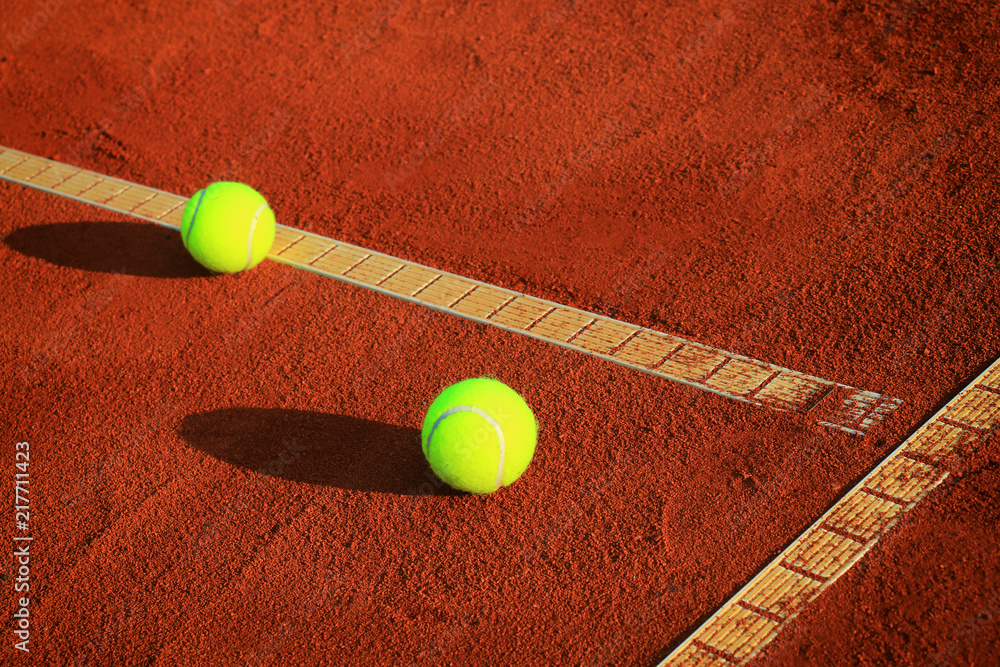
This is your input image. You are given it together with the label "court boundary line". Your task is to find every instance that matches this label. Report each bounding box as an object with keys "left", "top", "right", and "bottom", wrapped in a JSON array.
[
  {"left": 658, "top": 357, "right": 1000, "bottom": 666},
  {"left": 0, "top": 145, "right": 901, "bottom": 434}
]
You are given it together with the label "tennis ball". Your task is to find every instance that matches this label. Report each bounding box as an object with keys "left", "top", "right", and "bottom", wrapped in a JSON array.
[
  {"left": 421, "top": 377, "right": 538, "bottom": 495},
  {"left": 181, "top": 182, "right": 276, "bottom": 274}
]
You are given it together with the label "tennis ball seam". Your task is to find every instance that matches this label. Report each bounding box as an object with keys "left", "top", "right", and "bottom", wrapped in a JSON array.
[
  {"left": 427, "top": 405, "right": 506, "bottom": 491},
  {"left": 184, "top": 188, "right": 207, "bottom": 247},
  {"left": 243, "top": 202, "right": 269, "bottom": 271}
]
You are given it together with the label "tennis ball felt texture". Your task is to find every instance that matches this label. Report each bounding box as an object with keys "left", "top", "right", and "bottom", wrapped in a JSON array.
[
  {"left": 181, "top": 182, "right": 276, "bottom": 274},
  {"left": 421, "top": 377, "right": 538, "bottom": 495}
]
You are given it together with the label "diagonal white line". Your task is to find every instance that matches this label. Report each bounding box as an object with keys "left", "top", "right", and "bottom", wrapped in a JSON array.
[{"left": 0, "top": 144, "right": 902, "bottom": 435}]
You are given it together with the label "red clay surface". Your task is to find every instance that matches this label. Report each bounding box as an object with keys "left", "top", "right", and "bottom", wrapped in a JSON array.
[{"left": 2, "top": 0, "right": 999, "bottom": 665}]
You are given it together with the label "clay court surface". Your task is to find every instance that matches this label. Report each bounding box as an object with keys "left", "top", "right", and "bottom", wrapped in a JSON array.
[{"left": 2, "top": 1, "right": 999, "bottom": 665}]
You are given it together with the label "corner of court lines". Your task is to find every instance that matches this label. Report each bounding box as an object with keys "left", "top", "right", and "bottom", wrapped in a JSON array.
[
  {"left": 0, "top": 145, "right": 952, "bottom": 667},
  {"left": 658, "top": 358, "right": 1000, "bottom": 667}
]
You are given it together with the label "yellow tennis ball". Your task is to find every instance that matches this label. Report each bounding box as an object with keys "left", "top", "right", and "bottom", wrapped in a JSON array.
[
  {"left": 421, "top": 377, "right": 538, "bottom": 495},
  {"left": 181, "top": 182, "right": 276, "bottom": 274}
]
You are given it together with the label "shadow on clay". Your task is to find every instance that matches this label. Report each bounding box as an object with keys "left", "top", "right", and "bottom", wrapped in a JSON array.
[
  {"left": 4, "top": 221, "right": 206, "bottom": 278},
  {"left": 178, "top": 407, "right": 460, "bottom": 496}
]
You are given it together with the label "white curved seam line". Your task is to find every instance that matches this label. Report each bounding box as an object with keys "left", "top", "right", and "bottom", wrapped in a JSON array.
[
  {"left": 185, "top": 189, "right": 207, "bottom": 245},
  {"left": 427, "top": 405, "right": 505, "bottom": 491},
  {"left": 244, "top": 202, "right": 268, "bottom": 271}
]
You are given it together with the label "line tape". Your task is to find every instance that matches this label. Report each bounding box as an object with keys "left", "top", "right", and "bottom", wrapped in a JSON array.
[
  {"left": 659, "top": 357, "right": 1000, "bottom": 666},
  {"left": 0, "top": 145, "right": 901, "bottom": 434}
]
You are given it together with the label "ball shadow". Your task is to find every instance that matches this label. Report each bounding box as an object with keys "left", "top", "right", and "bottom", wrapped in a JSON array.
[
  {"left": 4, "top": 221, "right": 206, "bottom": 277},
  {"left": 178, "top": 407, "right": 459, "bottom": 496}
]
